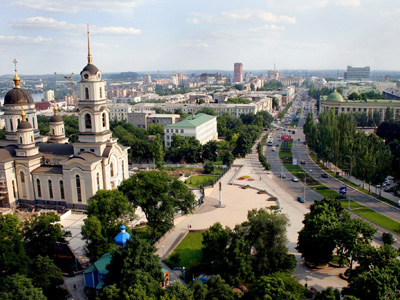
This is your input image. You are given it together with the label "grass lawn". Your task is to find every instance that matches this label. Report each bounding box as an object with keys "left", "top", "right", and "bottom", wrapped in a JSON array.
[
  {"left": 330, "top": 256, "right": 349, "bottom": 266},
  {"left": 166, "top": 232, "right": 204, "bottom": 269},
  {"left": 185, "top": 175, "right": 218, "bottom": 188},
  {"left": 340, "top": 200, "right": 400, "bottom": 234}
]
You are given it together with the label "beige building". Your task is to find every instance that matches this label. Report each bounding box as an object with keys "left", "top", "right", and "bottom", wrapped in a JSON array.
[
  {"left": 164, "top": 113, "right": 218, "bottom": 147},
  {"left": 319, "top": 90, "right": 400, "bottom": 122},
  {"left": 109, "top": 104, "right": 133, "bottom": 121}
]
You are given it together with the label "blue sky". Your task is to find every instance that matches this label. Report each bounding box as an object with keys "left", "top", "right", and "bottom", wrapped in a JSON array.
[{"left": 0, "top": 0, "right": 399, "bottom": 75}]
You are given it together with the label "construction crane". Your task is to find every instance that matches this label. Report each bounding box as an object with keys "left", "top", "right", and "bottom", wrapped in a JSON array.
[{"left": 54, "top": 72, "right": 78, "bottom": 109}]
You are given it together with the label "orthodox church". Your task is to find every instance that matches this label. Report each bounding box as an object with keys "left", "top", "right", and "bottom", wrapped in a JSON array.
[{"left": 0, "top": 32, "right": 129, "bottom": 210}]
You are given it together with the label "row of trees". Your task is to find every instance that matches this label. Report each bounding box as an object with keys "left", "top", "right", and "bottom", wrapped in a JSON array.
[
  {"left": 303, "top": 109, "right": 393, "bottom": 186},
  {"left": 296, "top": 198, "right": 400, "bottom": 299},
  {"left": 0, "top": 213, "right": 70, "bottom": 299},
  {"left": 308, "top": 86, "right": 343, "bottom": 100},
  {"left": 348, "top": 91, "right": 386, "bottom": 100}
]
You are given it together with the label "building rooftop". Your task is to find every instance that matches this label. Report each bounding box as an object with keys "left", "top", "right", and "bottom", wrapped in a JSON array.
[{"left": 165, "top": 113, "right": 215, "bottom": 128}]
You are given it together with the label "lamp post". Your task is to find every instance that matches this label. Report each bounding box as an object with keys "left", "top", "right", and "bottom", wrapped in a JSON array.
[
  {"left": 346, "top": 154, "right": 358, "bottom": 183},
  {"left": 182, "top": 267, "right": 186, "bottom": 282},
  {"left": 305, "top": 276, "right": 308, "bottom": 289},
  {"left": 162, "top": 245, "right": 165, "bottom": 263}
]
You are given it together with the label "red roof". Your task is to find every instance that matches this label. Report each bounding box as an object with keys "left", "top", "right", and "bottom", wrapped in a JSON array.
[{"left": 35, "top": 101, "right": 52, "bottom": 111}]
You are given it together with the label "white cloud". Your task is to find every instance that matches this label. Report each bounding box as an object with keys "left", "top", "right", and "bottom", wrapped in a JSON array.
[
  {"left": 11, "top": 0, "right": 143, "bottom": 13},
  {"left": 187, "top": 9, "right": 296, "bottom": 25},
  {"left": 335, "top": 0, "right": 360, "bottom": 6},
  {"left": 179, "top": 40, "right": 210, "bottom": 48},
  {"left": 0, "top": 35, "right": 52, "bottom": 44},
  {"left": 249, "top": 24, "right": 286, "bottom": 32},
  {"left": 10, "top": 17, "right": 141, "bottom": 36}
]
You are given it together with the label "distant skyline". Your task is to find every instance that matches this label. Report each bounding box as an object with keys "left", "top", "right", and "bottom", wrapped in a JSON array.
[{"left": 1, "top": 0, "right": 400, "bottom": 75}]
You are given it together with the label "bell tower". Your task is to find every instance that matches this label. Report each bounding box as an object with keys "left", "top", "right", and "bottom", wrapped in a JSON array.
[{"left": 74, "top": 25, "right": 111, "bottom": 156}]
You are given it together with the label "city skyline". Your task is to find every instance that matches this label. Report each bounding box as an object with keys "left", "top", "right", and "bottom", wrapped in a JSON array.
[{"left": 1, "top": 0, "right": 400, "bottom": 75}]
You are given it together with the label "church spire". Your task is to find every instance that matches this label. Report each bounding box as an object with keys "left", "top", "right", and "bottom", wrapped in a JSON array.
[
  {"left": 87, "top": 24, "right": 93, "bottom": 65},
  {"left": 13, "top": 58, "right": 20, "bottom": 88},
  {"left": 53, "top": 100, "right": 58, "bottom": 116}
]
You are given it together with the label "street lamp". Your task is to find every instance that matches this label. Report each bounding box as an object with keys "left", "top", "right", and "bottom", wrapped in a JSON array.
[
  {"left": 346, "top": 154, "right": 359, "bottom": 183},
  {"left": 162, "top": 245, "right": 165, "bottom": 263},
  {"left": 182, "top": 267, "right": 186, "bottom": 282},
  {"left": 305, "top": 276, "right": 308, "bottom": 289}
]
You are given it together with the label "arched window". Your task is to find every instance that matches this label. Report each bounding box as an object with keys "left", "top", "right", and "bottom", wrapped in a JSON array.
[
  {"left": 37, "top": 179, "right": 42, "bottom": 197},
  {"left": 99, "top": 87, "right": 103, "bottom": 98},
  {"left": 48, "top": 180, "right": 53, "bottom": 199},
  {"left": 60, "top": 180, "right": 65, "bottom": 199},
  {"left": 10, "top": 119, "right": 13, "bottom": 131},
  {"left": 12, "top": 180, "right": 16, "bottom": 198},
  {"left": 122, "top": 160, "right": 125, "bottom": 178},
  {"left": 85, "top": 87, "right": 89, "bottom": 99},
  {"left": 102, "top": 113, "right": 106, "bottom": 127},
  {"left": 31, "top": 136, "right": 33, "bottom": 142},
  {"left": 62, "top": 128, "right": 64, "bottom": 133},
  {"left": 110, "top": 162, "right": 114, "bottom": 177},
  {"left": 85, "top": 114, "right": 92, "bottom": 129},
  {"left": 76, "top": 175, "right": 82, "bottom": 202},
  {"left": 96, "top": 173, "right": 100, "bottom": 191},
  {"left": 19, "top": 137, "right": 23, "bottom": 143},
  {"left": 20, "top": 171, "right": 25, "bottom": 183},
  {"left": 52, "top": 129, "right": 55, "bottom": 135}
]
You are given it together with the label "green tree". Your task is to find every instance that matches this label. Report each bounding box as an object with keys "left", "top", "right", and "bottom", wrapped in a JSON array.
[
  {"left": 164, "top": 281, "right": 194, "bottom": 300},
  {"left": 314, "top": 287, "right": 341, "bottom": 300},
  {"left": 103, "top": 236, "right": 164, "bottom": 299},
  {"left": 243, "top": 273, "right": 307, "bottom": 300},
  {"left": 202, "top": 140, "right": 218, "bottom": 162},
  {"left": 203, "top": 161, "right": 215, "bottom": 174},
  {"left": 28, "top": 255, "right": 66, "bottom": 300},
  {"left": 385, "top": 107, "right": 395, "bottom": 122},
  {"left": 23, "top": 212, "right": 66, "bottom": 258},
  {"left": 205, "top": 275, "right": 236, "bottom": 300},
  {"left": 221, "top": 150, "right": 234, "bottom": 166},
  {"left": 62, "top": 115, "right": 79, "bottom": 143},
  {"left": 148, "top": 124, "right": 164, "bottom": 136},
  {"left": 151, "top": 133, "right": 165, "bottom": 169},
  {"left": 37, "top": 115, "right": 50, "bottom": 135},
  {"left": 190, "top": 278, "right": 208, "bottom": 300},
  {"left": 119, "top": 171, "right": 196, "bottom": 239},
  {"left": 296, "top": 199, "right": 341, "bottom": 266},
  {"left": 0, "top": 274, "right": 46, "bottom": 300},
  {"left": 246, "top": 208, "right": 295, "bottom": 276},
  {"left": 81, "top": 189, "right": 136, "bottom": 260},
  {"left": 0, "top": 214, "right": 30, "bottom": 276}
]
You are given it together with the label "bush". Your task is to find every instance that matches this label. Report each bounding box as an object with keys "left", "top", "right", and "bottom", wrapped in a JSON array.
[
  {"left": 203, "top": 161, "right": 215, "bottom": 174},
  {"left": 170, "top": 253, "right": 180, "bottom": 264},
  {"left": 382, "top": 232, "right": 395, "bottom": 245}
]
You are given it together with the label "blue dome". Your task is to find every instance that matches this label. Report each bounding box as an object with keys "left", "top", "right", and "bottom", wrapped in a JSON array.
[{"left": 114, "top": 225, "right": 131, "bottom": 246}]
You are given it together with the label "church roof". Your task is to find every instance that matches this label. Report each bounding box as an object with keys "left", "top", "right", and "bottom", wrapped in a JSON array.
[
  {"left": 81, "top": 64, "right": 99, "bottom": 75},
  {"left": 17, "top": 120, "right": 32, "bottom": 130},
  {"left": 50, "top": 115, "right": 63, "bottom": 123},
  {"left": 0, "top": 147, "right": 16, "bottom": 162},
  {"left": 37, "top": 143, "right": 74, "bottom": 156},
  {"left": 31, "top": 165, "right": 63, "bottom": 175},
  {"left": 68, "top": 152, "right": 102, "bottom": 163},
  {"left": 4, "top": 88, "right": 34, "bottom": 105}
]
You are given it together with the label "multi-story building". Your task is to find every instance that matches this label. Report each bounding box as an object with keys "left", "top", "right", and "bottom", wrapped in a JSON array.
[
  {"left": 127, "top": 110, "right": 155, "bottom": 129},
  {"left": 43, "top": 90, "right": 55, "bottom": 102},
  {"left": 383, "top": 88, "right": 400, "bottom": 101},
  {"left": 344, "top": 66, "right": 370, "bottom": 80},
  {"left": 164, "top": 113, "right": 218, "bottom": 147},
  {"left": 109, "top": 104, "right": 133, "bottom": 121},
  {"left": 319, "top": 90, "right": 400, "bottom": 122},
  {"left": 143, "top": 74, "right": 152, "bottom": 84},
  {"left": 147, "top": 114, "right": 180, "bottom": 128},
  {"left": 279, "top": 76, "right": 304, "bottom": 87},
  {"left": 234, "top": 63, "right": 243, "bottom": 83}
]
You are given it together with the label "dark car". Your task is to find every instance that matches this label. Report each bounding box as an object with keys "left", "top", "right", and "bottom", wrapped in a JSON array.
[
  {"left": 321, "top": 173, "right": 329, "bottom": 178},
  {"left": 297, "top": 196, "right": 305, "bottom": 203},
  {"left": 279, "top": 174, "right": 286, "bottom": 179},
  {"left": 300, "top": 160, "right": 305, "bottom": 164}
]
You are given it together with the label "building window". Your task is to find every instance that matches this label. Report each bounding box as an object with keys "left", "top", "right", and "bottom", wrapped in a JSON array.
[
  {"left": 181, "top": 129, "right": 184, "bottom": 133},
  {"left": 166, "top": 129, "right": 169, "bottom": 133},
  {"left": 85, "top": 87, "right": 89, "bottom": 99},
  {"left": 60, "top": 180, "right": 65, "bottom": 199},
  {"left": 97, "top": 173, "right": 100, "bottom": 191},
  {"left": 122, "top": 161, "right": 125, "bottom": 178},
  {"left": 12, "top": 180, "right": 16, "bottom": 198},
  {"left": 20, "top": 171, "right": 25, "bottom": 183},
  {"left": 31, "top": 136, "right": 33, "bottom": 142},
  {"left": 52, "top": 129, "right": 55, "bottom": 135},
  {"left": 37, "top": 179, "right": 42, "bottom": 197},
  {"left": 48, "top": 180, "right": 53, "bottom": 199},
  {"left": 10, "top": 119, "right": 13, "bottom": 131},
  {"left": 99, "top": 87, "right": 103, "bottom": 98},
  {"left": 76, "top": 175, "right": 82, "bottom": 202},
  {"left": 19, "top": 137, "right": 23, "bottom": 143},
  {"left": 85, "top": 113, "right": 92, "bottom": 129},
  {"left": 102, "top": 113, "right": 106, "bottom": 127},
  {"left": 110, "top": 162, "right": 114, "bottom": 177},
  {"left": 90, "top": 149, "right": 94, "bottom": 152}
]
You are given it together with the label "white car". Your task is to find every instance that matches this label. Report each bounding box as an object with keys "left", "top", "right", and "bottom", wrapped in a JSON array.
[{"left": 292, "top": 177, "right": 299, "bottom": 182}]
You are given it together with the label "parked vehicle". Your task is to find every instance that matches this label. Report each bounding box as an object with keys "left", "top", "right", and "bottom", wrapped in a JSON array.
[
  {"left": 300, "top": 160, "right": 305, "bottom": 164},
  {"left": 321, "top": 173, "right": 329, "bottom": 178},
  {"left": 297, "top": 196, "right": 305, "bottom": 203},
  {"left": 292, "top": 177, "right": 299, "bottom": 182}
]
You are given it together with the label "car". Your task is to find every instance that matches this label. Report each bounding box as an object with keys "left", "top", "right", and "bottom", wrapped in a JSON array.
[
  {"left": 292, "top": 177, "right": 299, "bottom": 182},
  {"left": 321, "top": 173, "right": 329, "bottom": 178},
  {"left": 300, "top": 160, "right": 305, "bottom": 164},
  {"left": 272, "top": 147, "right": 276, "bottom": 151},
  {"left": 382, "top": 183, "right": 387, "bottom": 187},
  {"left": 375, "top": 184, "right": 381, "bottom": 189},
  {"left": 297, "top": 196, "right": 305, "bottom": 203},
  {"left": 384, "top": 179, "right": 391, "bottom": 185},
  {"left": 279, "top": 174, "right": 286, "bottom": 179}
]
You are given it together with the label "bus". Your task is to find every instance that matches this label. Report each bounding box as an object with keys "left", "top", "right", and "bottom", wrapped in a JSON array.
[{"left": 267, "top": 138, "right": 274, "bottom": 146}]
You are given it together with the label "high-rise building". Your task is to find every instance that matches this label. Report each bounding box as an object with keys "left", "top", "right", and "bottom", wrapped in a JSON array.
[
  {"left": 234, "top": 63, "right": 243, "bottom": 83},
  {"left": 344, "top": 66, "right": 370, "bottom": 80}
]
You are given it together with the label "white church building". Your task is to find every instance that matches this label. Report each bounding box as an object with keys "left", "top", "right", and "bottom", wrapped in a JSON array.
[{"left": 0, "top": 33, "right": 129, "bottom": 210}]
